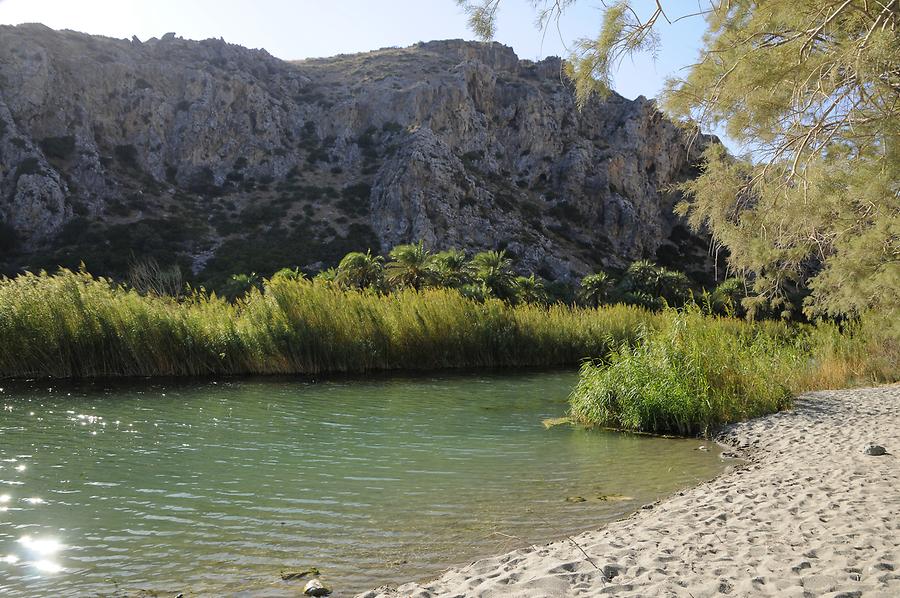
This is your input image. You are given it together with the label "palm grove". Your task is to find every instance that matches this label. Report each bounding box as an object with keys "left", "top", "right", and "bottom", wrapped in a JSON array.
[{"left": 274, "top": 244, "right": 709, "bottom": 312}]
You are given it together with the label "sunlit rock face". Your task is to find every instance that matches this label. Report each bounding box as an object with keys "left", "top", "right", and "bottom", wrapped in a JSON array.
[{"left": 0, "top": 25, "right": 716, "bottom": 282}]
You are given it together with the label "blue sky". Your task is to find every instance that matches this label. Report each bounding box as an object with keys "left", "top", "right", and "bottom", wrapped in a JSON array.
[{"left": 0, "top": 0, "right": 710, "bottom": 103}]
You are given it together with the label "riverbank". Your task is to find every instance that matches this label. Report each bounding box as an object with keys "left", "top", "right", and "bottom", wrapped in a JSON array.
[{"left": 359, "top": 385, "right": 900, "bottom": 597}]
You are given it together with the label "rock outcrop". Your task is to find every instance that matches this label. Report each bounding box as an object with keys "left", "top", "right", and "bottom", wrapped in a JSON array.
[{"left": 0, "top": 25, "right": 715, "bottom": 284}]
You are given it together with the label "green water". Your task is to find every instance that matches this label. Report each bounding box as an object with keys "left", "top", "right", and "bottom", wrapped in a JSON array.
[{"left": 0, "top": 371, "right": 723, "bottom": 596}]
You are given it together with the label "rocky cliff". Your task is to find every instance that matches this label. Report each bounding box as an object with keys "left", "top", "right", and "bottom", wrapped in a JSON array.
[{"left": 0, "top": 24, "right": 714, "bottom": 285}]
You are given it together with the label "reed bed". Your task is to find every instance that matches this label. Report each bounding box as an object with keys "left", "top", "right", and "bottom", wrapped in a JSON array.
[
  {"left": 569, "top": 308, "right": 899, "bottom": 436},
  {"left": 0, "top": 269, "right": 660, "bottom": 378}
]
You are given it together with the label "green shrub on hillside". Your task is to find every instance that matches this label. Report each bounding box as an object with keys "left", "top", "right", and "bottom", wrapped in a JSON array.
[{"left": 39, "top": 136, "right": 76, "bottom": 161}]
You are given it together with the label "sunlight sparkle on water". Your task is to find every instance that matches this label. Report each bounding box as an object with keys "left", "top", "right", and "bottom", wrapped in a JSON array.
[
  {"left": 3, "top": 554, "right": 19, "bottom": 564},
  {"left": 24, "top": 497, "right": 44, "bottom": 504},
  {"left": 33, "top": 559, "right": 62, "bottom": 573},
  {"left": 0, "top": 494, "right": 10, "bottom": 502},
  {"left": 18, "top": 535, "right": 63, "bottom": 555}
]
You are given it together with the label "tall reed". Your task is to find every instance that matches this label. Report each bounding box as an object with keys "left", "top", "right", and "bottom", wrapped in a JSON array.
[
  {"left": 0, "top": 269, "right": 660, "bottom": 378},
  {"left": 569, "top": 308, "right": 899, "bottom": 436}
]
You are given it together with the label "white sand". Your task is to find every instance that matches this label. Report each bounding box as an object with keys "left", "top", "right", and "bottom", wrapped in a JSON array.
[{"left": 358, "top": 386, "right": 900, "bottom": 597}]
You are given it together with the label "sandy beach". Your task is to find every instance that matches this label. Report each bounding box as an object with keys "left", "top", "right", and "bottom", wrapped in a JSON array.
[{"left": 359, "top": 385, "right": 900, "bottom": 597}]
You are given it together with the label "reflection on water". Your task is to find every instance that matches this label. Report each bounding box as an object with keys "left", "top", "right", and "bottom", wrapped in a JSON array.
[
  {"left": 15, "top": 535, "right": 64, "bottom": 574},
  {"left": 0, "top": 371, "right": 724, "bottom": 596}
]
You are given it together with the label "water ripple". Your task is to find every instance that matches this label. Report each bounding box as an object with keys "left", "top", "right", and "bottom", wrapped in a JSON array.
[{"left": 0, "top": 371, "right": 723, "bottom": 597}]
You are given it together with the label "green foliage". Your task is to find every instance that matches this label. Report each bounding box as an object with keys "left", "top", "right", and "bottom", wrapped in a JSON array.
[
  {"left": 679, "top": 144, "right": 899, "bottom": 318},
  {"left": 569, "top": 307, "right": 898, "bottom": 436},
  {"left": 381, "top": 121, "right": 404, "bottom": 134},
  {"left": 127, "top": 258, "right": 184, "bottom": 297},
  {"left": 706, "top": 278, "right": 748, "bottom": 317},
  {"left": 569, "top": 309, "right": 796, "bottom": 435},
  {"left": 619, "top": 260, "right": 692, "bottom": 307},
  {"left": 337, "top": 183, "right": 372, "bottom": 218},
  {"left": 314, "top": 267, "right": 339, "bottom": 284},
  {"left": 468, "top": 250, "right": 516, "bottom": 301},
  {"left": 578, "top": 271, "right": 612, "bottom": 307},
  {"left": 427, "top": 248, "right": 470, "bottom": 288},
  {"left": 664, "top": 2, "right": 900, "bottom": 317},
  {"left": 322, "top": 246, "right": 701, "bottom": 311},
  {"left": 201, "top": 222, "right": 380, "bottom": 290},
  {"left": 271, "top": 267, "right": 306, "bottom": 282},
  {"left": 43, "top": 217, "right": 198, "bottom": 278},
  {"left": 335, "top": 249, "right": 384, "bottom": 290},
  {"left": 565, "top": 1, "right": 659, "bottom": 108},
  {"left": 545, "top": 280, "right": 576, "bottom": 305},
  {"left": 385, "top": 241, "right": 432, "bottom": 291},
  {"left": 0, "top": 268, "right": 659, "bottom": 378},
  {"left": 457, "top": 282, "right": 489, "bottom": 303},
  {"left": 513, "top": 274, "right": 549, "bottom": 306},
  {"left": 219, "top": 273, "right": 261, "bottom": 300}
]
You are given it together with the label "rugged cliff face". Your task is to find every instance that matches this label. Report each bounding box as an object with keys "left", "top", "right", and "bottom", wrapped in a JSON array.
[{"left": 0, "top": 24, "right": 714, "bottom": 285}]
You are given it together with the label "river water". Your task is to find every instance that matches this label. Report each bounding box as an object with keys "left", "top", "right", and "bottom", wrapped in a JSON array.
[{"left": 0, "top": 371, "right": 723, "bottom": 596}]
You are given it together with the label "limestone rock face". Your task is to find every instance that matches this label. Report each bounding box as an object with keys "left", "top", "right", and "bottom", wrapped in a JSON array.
[
  {"left": 0, "top": 25, "right": 715, "bottom": 282},
  {"left": 0, "top": 96, "right": 71, "bottom": 245}
]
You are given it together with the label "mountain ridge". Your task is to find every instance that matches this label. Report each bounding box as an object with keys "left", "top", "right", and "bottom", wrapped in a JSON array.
[{"left": 0, "top": 24, "right": 716, "bottom": 286}]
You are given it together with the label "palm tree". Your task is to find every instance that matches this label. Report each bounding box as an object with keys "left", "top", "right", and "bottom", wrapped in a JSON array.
[
  {"left": 624, "top": 259, "right": 663, "bottom": 296},
  {"left": 621, "top": 260, "right": 694, "bottom": 308},
  {"left": 271, "top": 267, "right": 306, "bottom": 282},
  {"left": 711, "top": 278, "right": 747, "bottom": 316},
  {"left": 658, "top": 270, "right": 692, "bottom": 306},
  {"left": 314, "top": 267, "right": 339, "bottom": 285},
  {"left": 514, "top": 274, "right": 549, "bottom": 305},
  {"left": 335, "top": 250, "right": 384, "bottom": 290},
  {"left": 427, "top": 248, "right": 470, "bottom": 288},
  {"left": 468, "top": 250, "right": 516, "bottom": 300},
  {"left": 578, "top": 271, "right": 612, "bottom": 307},
  {"left": 385, "top": 242, "right": 432, "bottom": 290}
]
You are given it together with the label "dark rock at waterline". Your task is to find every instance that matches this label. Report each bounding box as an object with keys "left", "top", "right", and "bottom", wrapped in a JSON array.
[
  {"left": 864, "top": 444, "right": 887, "bottom": 456},
  {"left": 304, "top": 578, "right": 332, "bottom": 596},
  {"left": 565, "top": 496, "right": 587, "bottom": 503}
]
